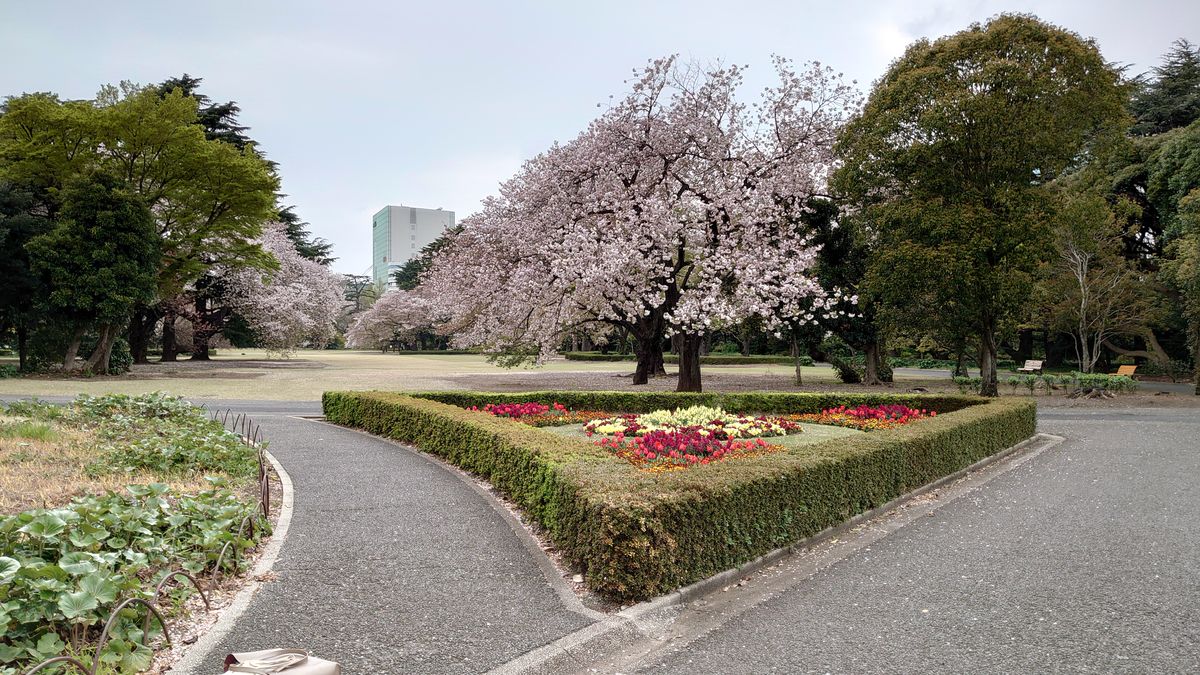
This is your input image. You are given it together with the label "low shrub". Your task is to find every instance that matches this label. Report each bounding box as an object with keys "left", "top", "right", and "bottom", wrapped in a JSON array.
[{"left": 324, "top": 390, "right": 1032, "bottom": 602}]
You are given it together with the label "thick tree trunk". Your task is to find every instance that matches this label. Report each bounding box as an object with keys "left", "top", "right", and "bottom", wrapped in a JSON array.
[
  {"left": 190, "top": 296, "right": 226, "bottom": 361},
  {"left": 631, "top": 333, "right": 666, "bottom": 384},
  {"left": 161, "top": 312, "right": 178, "bottom": 362},
  {"left": 128, "top": 307, "right": 159, "bottom": 365},
  {"left": 62, "top": 326, "right": 85, "bottom": 371},
  {"left": 979, "top": 324, "right": 999, "bottom": 397},
  {"left": 863, "top": 341, "right": 882, "bottom": 385},
  {"left": 675, "top": 333, "right": 703, "bottom": 392},
  {"left": 191, "top": 337, "right": 212, "bottom": 360},
  {"left": 85, "top": 323, "right": 117, "bottom": 374}
]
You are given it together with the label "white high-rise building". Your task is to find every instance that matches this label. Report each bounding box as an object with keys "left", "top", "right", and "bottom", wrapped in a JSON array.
[{"left": 371, "top": 205, "right": 455, "bottom": 289}]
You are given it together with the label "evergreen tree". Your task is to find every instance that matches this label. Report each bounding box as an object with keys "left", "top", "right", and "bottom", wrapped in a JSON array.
[{"left": 1131, "top": 39, "right": 1200, "bottom": 136}]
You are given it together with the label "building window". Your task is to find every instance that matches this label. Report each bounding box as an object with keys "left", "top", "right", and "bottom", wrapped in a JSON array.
[{"left": 409, "top": 208, "right": 417, "bottom": 224}]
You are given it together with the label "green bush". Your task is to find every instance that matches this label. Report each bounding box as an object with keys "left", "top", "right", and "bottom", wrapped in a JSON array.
[{"left": 324, "top": 390, "right": 1032, "bottom": 602}]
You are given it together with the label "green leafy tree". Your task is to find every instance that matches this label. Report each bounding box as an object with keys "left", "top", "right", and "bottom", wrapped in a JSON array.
[
  {"left": 156, "top": 75, "right": 333, "bottom": 264},
  {"left": 0, "top": 183, "right": 52, "bottom": 369},
  {"left": 1162, "top": 191, "right": 1200, "bottom": 393},
  {"left": 27, "top": 174, "right": 159, "bottom": 373},
  {"left": 835, "top": 14, "right": 1130, "bottom": 395},
  {"left": 1131, "top": 39, "right": 1200, "bottom": 136}
]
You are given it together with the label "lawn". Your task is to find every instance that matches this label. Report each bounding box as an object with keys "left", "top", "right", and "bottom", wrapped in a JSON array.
[{"left": 0, "top": 349, "right": 958, "bottom": 401}]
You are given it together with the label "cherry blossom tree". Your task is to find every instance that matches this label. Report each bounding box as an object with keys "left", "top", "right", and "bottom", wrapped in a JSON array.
[
  {"left": 223, "top": 223, "right": 345, "bottom": 355},
  {"left": 424, "top": 56, "right": 858, "bottom": 391},
  {"left": 345, "top": 289, "right": 438, "bottom": 351}
]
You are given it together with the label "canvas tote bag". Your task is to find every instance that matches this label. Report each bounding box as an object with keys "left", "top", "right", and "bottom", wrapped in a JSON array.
[{"left": 223, "top": 648, "right": 341, "bottom": 674}]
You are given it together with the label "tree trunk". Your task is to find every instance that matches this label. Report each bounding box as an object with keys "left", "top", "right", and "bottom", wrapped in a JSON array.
[
  {"left": 953, "top": 342, "right": 968, "bottom": 378},
  {"left": 791, "top": 336, "right": 803, "bottom": 386},
  {"left": 651, "top": 346, "right": 666, "bottom": 376},
  {"left": 191, "top": 337, "right": 211, "bottom": 360},
  {"left": 632, "top": 333, "right": 655, "bottom": 385},
  {"left": 1003, "top": 328, "right": 1034, "bottom": 364},
  {"left": 863, "top": 341, "right": 881, "bottom": 385},
  {"left": 979, "top": 323, "right": 999, "bottom": 397},
  {"left": 190, "top": 296, "right": 224, "bottom": 361},
  {"left": 62, "top": 326, "right": 85, "bottom": 371},
  {"left": 17, "top": 325, "right": 28, "bottom": 372},
  {"left": 85, "top": 323, "right": 117, "bottom": 374},
  {"left": 1103, "top": 329, "right": 1171, "bottom": 369},
  {"left": 675, "top": 333, "right": 703, "bottom": 392},
  {"left": 161, "top": 311, "right": 178, "bottom": 362},
  {"left": 128, "top": 307, "right": 159, "bottom": 364}
]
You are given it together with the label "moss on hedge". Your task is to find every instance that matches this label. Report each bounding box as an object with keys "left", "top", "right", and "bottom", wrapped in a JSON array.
[{"left": 323, "top": 390, "right": 1035, "bottom": 602}]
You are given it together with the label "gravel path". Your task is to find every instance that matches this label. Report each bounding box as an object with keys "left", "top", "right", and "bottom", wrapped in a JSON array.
[{"left": 639, "top": 408, "right": 1200, "bottom": 673}]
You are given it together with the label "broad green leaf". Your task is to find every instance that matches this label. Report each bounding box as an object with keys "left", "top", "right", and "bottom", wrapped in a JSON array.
[
  {"left": 79, "top": 573, "right": 118, "bottom": 603},
  {"left": 58, "top": 552, "right": 97, "bottom": 576},
  {"left": 18, "top": 514, "right": 66, "bottom": 538},
  {"left": 34, "top": 632, "right": 66, "bottom": 657},
  {"left": 57, "top": 590, "right": 98, "bottom": 620},
  {"left": 0, "top": 556, "right": 19, "bottom": 583}
]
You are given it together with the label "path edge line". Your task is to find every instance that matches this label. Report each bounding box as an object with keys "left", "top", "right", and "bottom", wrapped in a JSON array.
[{"left": 167, "top": 447, "right": 296, "bottom": 675}]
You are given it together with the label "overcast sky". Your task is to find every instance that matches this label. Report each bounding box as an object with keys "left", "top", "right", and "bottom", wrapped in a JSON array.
[{"left": 2, "top": 1, "right": 1196, "bottom": 275}]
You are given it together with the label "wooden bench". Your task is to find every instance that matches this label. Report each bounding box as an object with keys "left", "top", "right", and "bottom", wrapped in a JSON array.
[
  {"left": 1017, "top": 359, "right": 1043, "bottom": 374},
  {"left": 1115, "top": 365, "right": 1137, "bottom": 377}
]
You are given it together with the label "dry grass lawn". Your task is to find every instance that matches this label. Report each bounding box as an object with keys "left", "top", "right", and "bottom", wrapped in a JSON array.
[
  {"left": 0, "top": 415, "right": 211, "bottom": 513},
  {"left": 0, "top": 349, "right": 1194, "bottom": 409}
]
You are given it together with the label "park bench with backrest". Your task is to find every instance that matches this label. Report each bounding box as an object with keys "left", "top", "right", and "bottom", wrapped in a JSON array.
[
  {"left": 1115, "top": 365, "right": 1137, "bottom": 377},
  {"left": 1017, "top": 359, "right": 1043, "bottom": 374}
]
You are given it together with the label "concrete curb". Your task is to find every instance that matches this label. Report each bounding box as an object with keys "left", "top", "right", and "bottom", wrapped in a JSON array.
[
  {"left": 488, "top": 432, "right": 1066, "bottom": 674},
  {"left": 167, "top": 446, "right": 296, "bottom": 675}
]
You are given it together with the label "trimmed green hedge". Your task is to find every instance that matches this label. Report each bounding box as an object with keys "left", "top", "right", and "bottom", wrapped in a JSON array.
[
  {"left": 323, "top": 390, "right": 1035, "bottom": 602},
  {"left": 562, "top": 352, "right": 809, "bottom": 365}
]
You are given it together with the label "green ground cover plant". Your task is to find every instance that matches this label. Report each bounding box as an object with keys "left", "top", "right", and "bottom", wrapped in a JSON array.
[
  {"left": 324, "top": 389, "right": 1034, "bottom": 602},
  {"left": 0, "top": 394, "right": 267, "bottom": 674}
]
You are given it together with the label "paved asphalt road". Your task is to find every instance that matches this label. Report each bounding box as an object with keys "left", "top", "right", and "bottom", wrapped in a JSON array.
[
  {"left": 189, "top": 412, "right": 594, "bottom": 673},
  {"left": 641, "top": 407, "right": 1200, "bottom": 673}
]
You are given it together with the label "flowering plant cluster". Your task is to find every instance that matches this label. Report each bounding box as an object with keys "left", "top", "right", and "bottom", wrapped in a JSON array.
[
  {"left": 584, "top": 405, "right": 801, "bottom": 440},
  {"left": 468, "top": 401, "right": 559, "bottom": 418},
  {"left": 595, "top": 430, "right": 781, "bottom": 472},
  {"left": 467, "top": 401, "right": 610, "bottom": 427},
  {"left": 788, "top": 404, "right": 935, "bottom": 431}
]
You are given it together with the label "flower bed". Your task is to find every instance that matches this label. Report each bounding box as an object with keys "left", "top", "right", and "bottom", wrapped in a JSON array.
[
  {"left": 470, "top": 402, "right": 934, "bottom": 471},
  {"left": 789, "top": 404, "right": 935, "bottom": 431},
  {"left": 324, "top": 390, "right": 1036, "bottom": 601}
]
